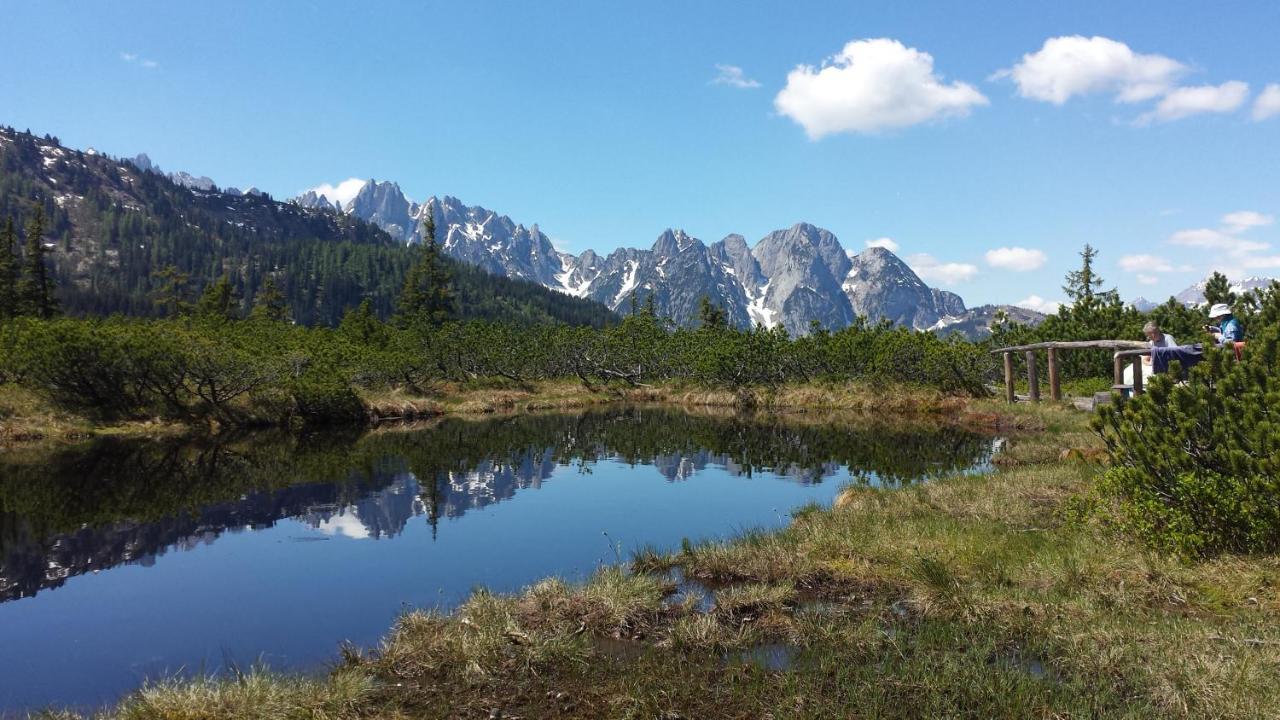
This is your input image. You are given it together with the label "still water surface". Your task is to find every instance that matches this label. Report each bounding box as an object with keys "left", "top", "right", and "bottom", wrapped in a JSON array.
[{"left": 0, "top": 407, "right": 997, "bottom": 711}]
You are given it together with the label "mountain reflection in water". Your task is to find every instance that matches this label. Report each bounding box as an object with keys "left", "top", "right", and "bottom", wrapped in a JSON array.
[
  {"left": 0, "top": 408, "right": 993, "bottom": 604},
  {"left": 0, "top": 407, "right": 997, "bottom": 712}
]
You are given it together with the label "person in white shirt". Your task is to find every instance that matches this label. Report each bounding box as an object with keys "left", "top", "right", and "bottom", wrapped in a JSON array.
[{"left": 1125, "top": 321, "right": 1177, "bottom": 385}]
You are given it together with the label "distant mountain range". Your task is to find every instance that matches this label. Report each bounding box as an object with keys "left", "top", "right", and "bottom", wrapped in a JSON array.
[
  {"left": 296, "top": 179, "right": 1039, "bottom": 337},
  {"left": 1132, "top": 276, "right": 1278, "bottom": 311}
]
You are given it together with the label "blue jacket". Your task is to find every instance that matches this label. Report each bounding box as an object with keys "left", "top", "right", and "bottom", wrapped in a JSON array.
[{"left": 1216, "top": 316, "right": 1244, "bottom": 345}]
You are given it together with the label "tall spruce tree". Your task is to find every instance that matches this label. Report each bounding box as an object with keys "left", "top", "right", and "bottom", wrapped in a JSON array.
[
  {"left": 16, "top": 205, "right": 58, "bottom": 318},
  {"left": 1062, "top": 244, "right": 1104, "bottom": 304},
  {"left": 0, "top": 216, "right": 17, "bottom": 319},
  {"left": 396, "top": 210, "right": 455, "bottom": 327}
]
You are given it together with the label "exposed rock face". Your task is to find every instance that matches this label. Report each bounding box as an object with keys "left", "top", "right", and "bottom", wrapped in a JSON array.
[
  {"left": 298, "top": 183, "right": 990, "bottom": 334},
  {"left": 346, "top": 180, "right": 417, "bottom": 243},
  {"left": 751, "top": 223, "right": 856, "bottom": 335},
  {"left": 426, "top": 196, "right": 566, "bottom": 287},
  {"left": 844, "top": 246, "right": 967, "bottom": 330}
]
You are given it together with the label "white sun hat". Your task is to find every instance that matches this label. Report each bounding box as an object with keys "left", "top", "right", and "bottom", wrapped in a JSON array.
[{"left": 1208, "top": 303, "right": 1232, "bottom": 319}]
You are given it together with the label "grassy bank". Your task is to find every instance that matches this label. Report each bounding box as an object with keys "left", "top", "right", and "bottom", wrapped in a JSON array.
[
  {"left": 3, "top": 379, "right": 1018, "bottom": 448},
  {"left": 34, "top": 398, "right": 1277, "bottom": 719}
]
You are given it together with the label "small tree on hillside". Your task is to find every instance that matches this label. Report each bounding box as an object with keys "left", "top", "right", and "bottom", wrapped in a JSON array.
[
  {"left": 698, "top": 295, "right": 727, "bottom": 330},
  {"left": 195, "top": 275, "right": 239, "bottom": 322},
  {"left": 0, "top": 216, "right": 18, "bottom": 319},
  {"left": 151, "top": 265, "right": 193, "bottom": 317},
  {"left": 17, "top": 205, "right": 58, "bottom": 318},
  {"left": 250, "top": 275, "right": 289, "bottom": 322}
]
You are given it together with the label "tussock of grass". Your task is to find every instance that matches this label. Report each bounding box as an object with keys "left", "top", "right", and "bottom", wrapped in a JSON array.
[{"left": 103, "top": 668, "right": 376, "bottom": 720}]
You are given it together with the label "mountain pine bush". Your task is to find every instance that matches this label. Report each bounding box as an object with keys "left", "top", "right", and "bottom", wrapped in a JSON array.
[{"left": 1093, "top": 302, "right": 1280, "bottom": 556}]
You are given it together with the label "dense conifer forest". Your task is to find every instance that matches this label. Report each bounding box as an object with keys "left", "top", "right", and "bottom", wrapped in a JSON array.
[{"left": 0, "top": 127, "right": 616, "bottom": 328}]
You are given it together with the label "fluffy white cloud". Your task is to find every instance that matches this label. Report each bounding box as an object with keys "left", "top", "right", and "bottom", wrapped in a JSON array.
[
  {"left": 1169, "top": 227, "right": 1269, "bottom": 254},
  {"left": 1015, "top": 295, "right": 1063, "bottom": 314},
  {"left": 305, "top": 178, "right": 367, "bottom": 209},
  {"left": 711, "top": 64, "right": 760, "bottom": 89},
  {"left": 1222, "top": 210, "right": 1275, "bottom": 233},
  {"left": 984, "top": 246, "right": 1046, "bottom": 271},
  {"left": 1118, "top": 253, "right": 1175, "bottom": 273},
  {"left": 1254, "top": 84, "right": 1280, "bottom": 121},
  {"left": 995, "top": 35, "right": 1185, "bottom": 105},
  {"left": 1138, "top": 81, "right": 1250, "bottom": 124},
  {"left": 864, "top": 237, "right": 900, "bottom": 252},
  {"left": 774, "top": 38, "right": 987, "bottom": 139},
  {"left": 1136, "top": 274, "right": 1159, "bottom": 285},
  {"left": 906, "top": 253, "right": 978, "bottom": 285}
]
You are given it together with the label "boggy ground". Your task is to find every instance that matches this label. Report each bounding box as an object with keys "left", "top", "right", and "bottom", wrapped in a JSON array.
[{"left": 30, "top": 397, "right": 1280, "bottom": 719}]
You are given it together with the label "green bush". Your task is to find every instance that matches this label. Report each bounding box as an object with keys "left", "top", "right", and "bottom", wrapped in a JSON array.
[{"left": 1094, "top": 322, "right": 1280, "bottom": 556}]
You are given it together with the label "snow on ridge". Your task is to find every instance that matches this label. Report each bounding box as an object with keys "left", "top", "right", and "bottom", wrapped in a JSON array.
[
  {"left": 612, "top": 260, "right": 641, "bottom": 308},
  {"left": 555, "top": 263, "right": 595, "bottom": 298},
  {"left": 746, "top": 282, "right": 777, "bottom": 328}
]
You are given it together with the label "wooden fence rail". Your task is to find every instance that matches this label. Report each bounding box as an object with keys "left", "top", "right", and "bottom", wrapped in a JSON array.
[{"left": 990, "top": 340, "right": 1149, "bottom": 404}]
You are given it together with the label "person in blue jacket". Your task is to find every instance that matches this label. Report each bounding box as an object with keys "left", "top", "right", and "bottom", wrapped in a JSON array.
[{"left": 1205, "top": 303, "right": 1244, "bottom": 346}]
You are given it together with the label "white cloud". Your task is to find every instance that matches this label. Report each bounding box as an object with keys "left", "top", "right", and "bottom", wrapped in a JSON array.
[
  {"left": 1254, "top": 84, "right": 1280, "bottom": 121},
  {"left": 864, "top": 237, "right": 900, "bottom": 252},
  {"left": 1222, "top": 210, "right": 1274, "bottom": 233},
  {"left": 1138, "top": 81, "right": 1250, "bottom": 124},
  {"left": 984, "top": 246, "right": 1046, "bottom": 271},
  {"left": 1136, "top": 274, "right": 1159, "bottom": 285},
  {"left": 995, "top": 35, "right": 1185, "bottom": 105},
  {"left": 774, "top": 38, "right": 987, "bottom": 139},
  {"left": 906, "top": 253, "right": 978, "bottom": 285},
  {"left": 1015, "top": 295, "right": 1063, "bottom": 314},
  {"left": 711, "top": 64, "right": 760, "bottom": 89},
  {"left": 1168, "top": 227, "right": 1269, "bottom": 254},
  {"left": 120, "top": 51, "right": 158, "bottom": 69},
  {"left": 1118, "top": 253, "right": 1175, "bottom": 273},
  {"left": 305, "top": 178, "right": 368, "bottom": 209}
]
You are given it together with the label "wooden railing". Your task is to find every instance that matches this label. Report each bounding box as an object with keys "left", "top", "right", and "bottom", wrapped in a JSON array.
[{"left": 990, "top": 340, "right": 1149, "bottom": 403}]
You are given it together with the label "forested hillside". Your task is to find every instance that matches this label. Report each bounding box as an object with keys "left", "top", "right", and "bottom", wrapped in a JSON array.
[{"left": 0, "top": 127, "right": 616, "bottom": 327}]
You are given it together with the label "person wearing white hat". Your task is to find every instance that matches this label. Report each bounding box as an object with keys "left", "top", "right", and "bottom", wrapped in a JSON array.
[{"left": 1204, "top": 303, "right": 1244, "bottom": 346}]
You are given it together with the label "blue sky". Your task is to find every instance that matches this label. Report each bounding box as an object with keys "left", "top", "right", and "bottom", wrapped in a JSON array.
[{"left": 3, "top": 1, "right": 1279, "bottom": 309}]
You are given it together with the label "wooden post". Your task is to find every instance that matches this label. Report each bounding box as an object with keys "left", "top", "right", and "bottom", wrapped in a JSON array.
[
  {"left": 1113, "top": 353, "right": 1124, "bottom": 387},
  {"left": 1026, "top": 350, "right": 1040, "bottom": 402},
  {"left": 1132, "top": 356, "right": 1144, "bottom": 395},
  {"left": 1047, "top": 347, "right": 1061, "bottom": 401},
  {"left": 1003, "top": 352, "right": 1015, "bottom": 404}
]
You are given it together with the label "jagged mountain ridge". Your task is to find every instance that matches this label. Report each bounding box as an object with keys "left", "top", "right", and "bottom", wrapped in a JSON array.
[{"left": 302, "top": 179, "right": 979, "bottom": 334}]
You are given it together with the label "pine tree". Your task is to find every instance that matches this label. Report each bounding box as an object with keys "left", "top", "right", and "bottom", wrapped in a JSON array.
[
  {"left": 1202, "top": 271, "right": 1235, "bottom": 307},
  {"left": 698, "top": 295, "right": 726, "bottom": 329},
  {"left": 0, "top": 216, "right": 17, "bottom": 319},
  {"left": 195, "top": 275, "right": 238, "bottom": 321},
  {"left": 16, "top": 205, "right": 58, "bottom": 318},
  {"left": 151, "top": 265, "right": 193, "bottom": 317},
  {"left": 1062, "top": 244, "right": 1105, "bottom": 304},
  {"left": 250, "top": 275, "right": 289, "bottom": 322},
  {"left": 396, "top": 212, "right": 455, "bottom": 327}
]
